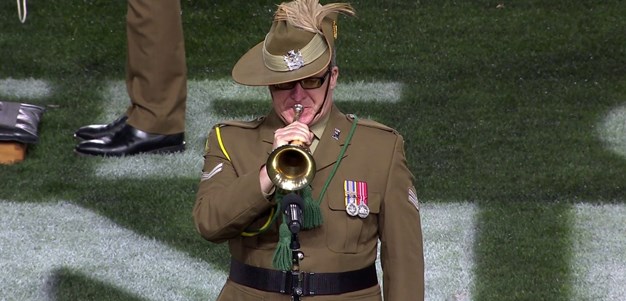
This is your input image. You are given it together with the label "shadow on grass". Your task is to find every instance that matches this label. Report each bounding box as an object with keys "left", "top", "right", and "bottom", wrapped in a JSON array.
[
  {"left": 473, "top": 200, "right": 573, "bottom": 301},
  {"left": 49, "top": 268, "right": 146, "bottom": 301}
]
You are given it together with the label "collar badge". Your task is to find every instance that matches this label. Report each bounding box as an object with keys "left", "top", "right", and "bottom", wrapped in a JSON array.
[{"left": 332, "top": 128, "right": 341, "bottom": 140}]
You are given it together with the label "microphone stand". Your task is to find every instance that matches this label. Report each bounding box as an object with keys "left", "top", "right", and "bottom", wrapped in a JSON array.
[
  {"left": 290, "top": 231, "right": 304, "bottom": 300},
  {"left": 286, "top": 192, "right": 304, "bottom": 300}
]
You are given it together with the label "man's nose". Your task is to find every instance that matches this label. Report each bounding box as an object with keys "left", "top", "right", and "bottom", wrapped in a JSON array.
[{"left": 290, "top": 83, "right": 307, "bottom": 102}]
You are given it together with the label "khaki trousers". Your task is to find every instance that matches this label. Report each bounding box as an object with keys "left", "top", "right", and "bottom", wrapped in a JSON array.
[{"left": 125, "top": 0, "right": 187, "bottom": 135}]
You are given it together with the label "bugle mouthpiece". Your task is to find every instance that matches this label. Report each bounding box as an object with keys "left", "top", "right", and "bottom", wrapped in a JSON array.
[{"left": 293, "top": 104, "right": 303, "bottom": 122}]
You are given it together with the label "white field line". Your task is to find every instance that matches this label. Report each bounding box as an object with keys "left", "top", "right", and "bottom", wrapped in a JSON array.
[
  {"left": 571, "top": 203, "right": 626, "bottom": 301},
  {"left": 3, "top": 200, "right": 626, "bottom": 301},
  {"left": 597, "top": 104, "right": 626, "bottom": 159},
  {"left": 4, "top": 78, "right": 624, "bottom": 178},
  {"left": 0, "top": 200, "right": 227, "bottom": 301},
  {"left": 420, "top": 202, "right": 476, "bottom": 301},
  {"left": 0, "top": 200, "right": 475, "bottom": 301},
  {"left": 91, "top": 79, "right": 403, "bottom": 179},
  {"left": 0, "top": 78, "right": 52, "bottom": 99}
]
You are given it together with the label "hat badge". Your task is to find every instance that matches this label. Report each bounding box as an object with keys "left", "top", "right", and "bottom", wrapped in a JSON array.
[{"left": 284, "top": 50, "right": 305, "bottom": 70}]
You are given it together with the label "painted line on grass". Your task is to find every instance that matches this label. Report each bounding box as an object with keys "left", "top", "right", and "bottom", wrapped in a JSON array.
[
  {"left": 0, "top": 200, "right": 476, "bottom": 301},
  {"left": 571, "top": 203, "right": 626, "bottom": 301},
  {"left": 0, "top": 200, "right": 226, "bottom": 301},
  {"left": 91, "top": 79, "right": 403, "bottom": 179},
  {"left": 1, "top": 201, "right": 625, "bottom": 300},
  {"left": 597, "top": 104, "right": 626, "bottom": 159},
  {"left": 420, "top": 202, "right": 476, "bottom": 301},
  {"left": 0, "top": 78, "right": 52, "bottom": 99},
  {"left": 176, "top": 78, "right": 403, "bottom": 102},
  {"left": 0, "top": 76, "right": 403, "bottom": 187}
]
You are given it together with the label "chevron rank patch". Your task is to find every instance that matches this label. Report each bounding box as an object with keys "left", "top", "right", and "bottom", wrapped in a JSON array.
[
  {"left": 408, "top": 187, "right": 419, "bottom": 211},
  {"left": 201, "top": 163, "right": 223, "bottom": 182}
]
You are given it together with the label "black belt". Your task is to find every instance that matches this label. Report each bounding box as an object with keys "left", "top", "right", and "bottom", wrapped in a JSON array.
[{"left": 229, "top": 258, "right": 378, "bottom": 296}]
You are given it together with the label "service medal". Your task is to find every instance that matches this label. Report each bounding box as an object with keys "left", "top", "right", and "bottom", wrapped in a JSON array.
[
  {"left": 356, "top": 181, "right": 369, "bottom": 218},
  {"left": 357, "top": 203, "right": 370, "bottom": 218},
  {"left": 344, "top": 180, "right": 359, "bottom": 217},
  {"left": 346, "top": 202, "right": 359, "bottom": 216}
]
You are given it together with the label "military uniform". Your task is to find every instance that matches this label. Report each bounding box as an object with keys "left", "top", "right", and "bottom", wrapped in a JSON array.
[
  {"left": 194, "top": 105, "right": 424, "bottom": 300},
  {"left": 125, "top": 0, "right": 186, "bottom": 135}
]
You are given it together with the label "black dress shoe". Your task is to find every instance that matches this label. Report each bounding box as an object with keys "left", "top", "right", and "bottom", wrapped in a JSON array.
[
  {"left": 74, "top": 115, "right": 128, "bottom": 140},
  {"left": 74, "top": 124, "right": 185, "bottom": 157}
]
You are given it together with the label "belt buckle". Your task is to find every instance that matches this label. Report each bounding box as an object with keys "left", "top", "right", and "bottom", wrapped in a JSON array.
[
  {"left": 279, "top": 270, "right": 290, "bottom": 294},
  {"left": 302, "top": 272, "right": 316, "bottom": 296},
  {"left": 281, "top": 270, "right": 312, "bottom": 296}
]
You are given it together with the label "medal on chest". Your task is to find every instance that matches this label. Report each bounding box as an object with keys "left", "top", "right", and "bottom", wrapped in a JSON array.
[{"left": 344, "top": 180, "right": 369, "bottom": 218}]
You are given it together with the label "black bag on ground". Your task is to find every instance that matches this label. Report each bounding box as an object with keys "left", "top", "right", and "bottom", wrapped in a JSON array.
[{"left": 0, "top": 101, "right": 45, "bottom": 144}]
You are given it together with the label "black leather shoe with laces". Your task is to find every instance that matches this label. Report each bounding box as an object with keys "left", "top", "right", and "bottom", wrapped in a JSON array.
[
  {"left": 74, "top": 115, "right": 128, "bottom": 140},
  {"left": 74, "top": 124, "right": 185, "bottom": 157}
]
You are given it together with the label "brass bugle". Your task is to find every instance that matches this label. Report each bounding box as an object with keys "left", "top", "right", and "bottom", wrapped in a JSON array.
[{"left": 266, "top": 104, "right": 316, "bottom": 191}]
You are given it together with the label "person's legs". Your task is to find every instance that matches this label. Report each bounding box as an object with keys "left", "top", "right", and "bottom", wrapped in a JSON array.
[
  {"left": 125, "top": 0, "right": 186, "bottom": 135},
  {"left": 74, "top": 0, "right": 187, "bottom": 156}
]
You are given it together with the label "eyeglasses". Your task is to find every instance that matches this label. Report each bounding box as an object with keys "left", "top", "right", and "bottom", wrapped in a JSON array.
[{"left": 272, "top": 71, "right": 330, "bottom": 90}]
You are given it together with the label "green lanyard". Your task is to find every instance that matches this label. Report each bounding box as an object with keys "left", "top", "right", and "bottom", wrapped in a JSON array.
[{"left": 315, "top": 115, "right": 359, "bottom": 203}]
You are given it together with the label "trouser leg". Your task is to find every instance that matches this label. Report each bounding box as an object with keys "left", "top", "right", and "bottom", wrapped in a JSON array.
[{"left": 125, "top": 0, "right": 187, "bottom": 135}]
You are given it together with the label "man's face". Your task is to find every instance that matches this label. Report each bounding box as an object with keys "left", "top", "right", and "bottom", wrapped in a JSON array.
[{"left": 270, "top": 65, "right": 339, "bottom": 125}]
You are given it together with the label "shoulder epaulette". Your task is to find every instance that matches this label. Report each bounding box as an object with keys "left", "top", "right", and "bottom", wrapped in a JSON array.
[
  {"left": 207, "top": 116, "right": 265, "bottom": 158},
  {"left": 345, "top": 113, "right": 398, "bottom": 134},
  {"left": 215, "top": 116, "right": 265, "bottom": 129}
]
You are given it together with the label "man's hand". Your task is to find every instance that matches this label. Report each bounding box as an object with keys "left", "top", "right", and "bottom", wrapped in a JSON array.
[{"left": 272, "top": 121, "right": 314, "bottom": 150}]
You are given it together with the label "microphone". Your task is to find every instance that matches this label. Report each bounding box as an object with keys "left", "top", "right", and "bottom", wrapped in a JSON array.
[{"left": 281, "top": 192, "right": 304, "bottom": 234}]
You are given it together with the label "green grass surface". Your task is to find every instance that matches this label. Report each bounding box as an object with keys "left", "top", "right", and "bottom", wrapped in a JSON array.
[{"left": 1, "top": 1, "right": 626, "bottom": 300}]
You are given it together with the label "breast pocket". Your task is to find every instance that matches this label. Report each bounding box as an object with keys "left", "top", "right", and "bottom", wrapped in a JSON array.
[{"left": 326, "top": 191, "right": 381, "bottom": 253}]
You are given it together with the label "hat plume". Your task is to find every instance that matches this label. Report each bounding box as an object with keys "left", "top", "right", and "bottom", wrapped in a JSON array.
[{"left": 274, "top": 0, "right": 355, "bottom": 34}]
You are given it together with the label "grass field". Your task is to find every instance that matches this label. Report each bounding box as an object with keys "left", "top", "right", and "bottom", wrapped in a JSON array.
[{"left": 1, "top": 1, "right": 625, "bottom": 300}]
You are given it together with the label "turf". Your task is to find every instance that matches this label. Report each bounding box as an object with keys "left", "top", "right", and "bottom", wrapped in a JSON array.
[{"left": 1, "top": 1, "right": 625, "bottom": 300}]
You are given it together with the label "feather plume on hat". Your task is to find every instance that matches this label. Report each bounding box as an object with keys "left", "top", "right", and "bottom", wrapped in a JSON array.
[
  {"left": 274, "top": 0, "right": 355, "bottom": 33},
  {"left": 274, "top": 0, "right": 355, "bottom": 34}
]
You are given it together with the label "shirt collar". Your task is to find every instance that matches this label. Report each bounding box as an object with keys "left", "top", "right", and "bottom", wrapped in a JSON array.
[{"left": 310, "top": 110, "right": 330, "bottom": 140}]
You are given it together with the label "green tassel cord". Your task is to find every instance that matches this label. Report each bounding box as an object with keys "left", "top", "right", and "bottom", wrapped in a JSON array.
[
  {"left": 272, "top": 222, "right": 293, "bottom": 271},
  {"left": 301, "top": 185, "right": 323, "bottom": 229}
]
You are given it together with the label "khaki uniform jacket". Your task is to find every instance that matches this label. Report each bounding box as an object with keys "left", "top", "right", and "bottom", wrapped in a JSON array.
[{"left": 194, "top": 105, "right": 424, "bottom": 301}]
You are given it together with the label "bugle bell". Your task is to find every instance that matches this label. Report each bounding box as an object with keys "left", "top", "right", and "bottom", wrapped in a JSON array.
[{"left": 266, "top": 104, "right": 316, "bottom": 191}]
